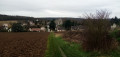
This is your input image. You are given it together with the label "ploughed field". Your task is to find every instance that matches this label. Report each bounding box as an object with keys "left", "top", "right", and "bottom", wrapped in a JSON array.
[{"left": 0, "top": 32, "right": 49, "bottom": 57}]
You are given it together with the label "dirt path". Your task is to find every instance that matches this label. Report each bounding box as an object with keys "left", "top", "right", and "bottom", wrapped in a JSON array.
[
  {"left": 54, "top": 33, "right": 67, "bottom": 57},
  {"left": 55, "top": 33, "right": 63, "bottom": 37},
  {"left": 59, "top": 47, "right": 67, "bottom": 57}
]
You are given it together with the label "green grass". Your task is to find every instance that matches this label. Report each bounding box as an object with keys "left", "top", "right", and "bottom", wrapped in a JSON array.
[
  {"left": 45, "top": 33, "right": 120, "bottom": 57},
  {"left": 110, "top": 29, "right": 120, "bottom": 42},
  {"left": 45, "top": 33, "right": 62, "bottom": 57},
  {"left": 45, "top": 33, "right": 90, "bottom": 57},
  {"left": 56, "top": 37, "right": 90, "bottom": 57}
]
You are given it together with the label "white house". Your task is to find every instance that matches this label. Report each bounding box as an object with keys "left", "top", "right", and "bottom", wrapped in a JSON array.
[
  {"left": 2, "top": 24, "right": 8, "bottom": 30},
  {"left": 40, "top": 27, "right": 46, "bottom": 32},
  {"left": 111, "top": 23, "right": 117, "bottom": 30},
  {"left": 47, "top": 25, "right": 50, "bottom": 32},
  {"left": 8, "top": 28, "right": 12, "bottom": 32},
  {"left": 29, "top": 21, "right": 35, "bottom": 26}
]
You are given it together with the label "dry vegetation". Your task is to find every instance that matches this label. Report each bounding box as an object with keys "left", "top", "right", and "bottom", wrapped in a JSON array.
[
  {"left": 63, "top": 10, "right": 118, "bottom": 52},
  {"left": 0, "top": 21, "right": 17, "bottom": 27},
  {"left": 82, "top": 10, "right": 118, "bottom": 52},
  {"left": 0, "top": 32, "right": 49, "bottom": 57},
  {"left": 55, "top": 32, "right": 64, "bottom": 37},
  {"left": 63, "top": 31, "right": 84, "bottom": 43}
]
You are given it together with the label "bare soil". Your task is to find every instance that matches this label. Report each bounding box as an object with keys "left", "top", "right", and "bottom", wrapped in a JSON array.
[{"left": 0, "top": 32, "right": 49, "bottom": 57}]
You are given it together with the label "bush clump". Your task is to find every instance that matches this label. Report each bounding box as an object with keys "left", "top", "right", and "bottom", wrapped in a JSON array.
[{"left": 82, "top": 10, "right": 118, "bottom": 52}]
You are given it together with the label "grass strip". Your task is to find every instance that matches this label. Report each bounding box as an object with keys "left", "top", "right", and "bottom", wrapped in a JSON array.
[{"left": 45, "top": 33, "right": 62, "bottom": 57}]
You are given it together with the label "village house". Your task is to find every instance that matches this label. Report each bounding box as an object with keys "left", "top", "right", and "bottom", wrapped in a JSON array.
[
  {"left": 0, "top": 23, "right": 12, "bottom": 32},
  {"left": 55, "top": 19, "right": 65, "bottom": 32},
  {"left": 2, "top": 24, "right": 9, "bottom": 30},
  {"left": 40, "top": 27, "right": 46, "bottom": 32},
  {"left": 47, "top": 24, "right": 50, "bottom": 32},
  {"left": 111, "top": 23, "right": 117, "bottom": 30},
  {"left": 22, "top": 22, "right": 27, "bottom": 26},
  {"left": 56, "top": 26, "right": 65, "bottom": 32},
  {"left": 8, "top": 28, "right": 12, "bottom": 32},
  {"left": 29, "top": 21, "right": 35, "bottom": 26},
  {"left": 29, "top": 26, "right": 46, "bottom": 32},
  {"left": 29, "top": 28, "right": 41, "bottom": 32}
]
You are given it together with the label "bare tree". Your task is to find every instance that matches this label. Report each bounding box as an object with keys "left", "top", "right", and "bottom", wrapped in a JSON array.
[
  {"left": 84, "top": 10, "right": 111, "bottom": 19},
  {"left": 82, "top": 10, "right": 118, "bottom": 52}
]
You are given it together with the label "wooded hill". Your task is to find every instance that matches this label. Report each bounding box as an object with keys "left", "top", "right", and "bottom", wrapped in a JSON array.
[{"left": 0, "top": 14, "right": 83, "bottom": 21}]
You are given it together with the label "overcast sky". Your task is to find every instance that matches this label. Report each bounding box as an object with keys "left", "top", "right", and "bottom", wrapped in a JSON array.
[{"left": 0, "top": 0, "right": 120, "bottom": 18}]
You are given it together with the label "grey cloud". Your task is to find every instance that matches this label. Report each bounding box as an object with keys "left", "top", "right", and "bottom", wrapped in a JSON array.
[{"left": 0, "top": 0, "right": 120, "bottom": 17}]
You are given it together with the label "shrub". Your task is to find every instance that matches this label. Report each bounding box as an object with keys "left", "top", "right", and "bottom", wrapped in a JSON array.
[
  {"left": 49, "top": 20, "right": 56, "bottom": 31},
  {"left": 0, "top": 26, "right": 8, "bottom": 32},
  {"left": 12, "top": 23, "right": 24, "bottom": 32},
  {"left": 82, "top": 10, "right": 118, "bottom": 52},
  {"left": 0, "top": 29, "right": 8, "bottom": 32},
  {"left": 62, "top": 20, "right": 72, "bottom": 30},
  {"left": 110, "top": 29, "right": 120, "bottom": 42}
]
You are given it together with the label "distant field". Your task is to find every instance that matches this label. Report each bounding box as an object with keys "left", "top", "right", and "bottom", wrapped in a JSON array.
[
  {"left": 0, "top": 21, "right": 17, "bottom": 26},
  {"left": 0, "top": 32, "right": 49, "bottom": 57}
]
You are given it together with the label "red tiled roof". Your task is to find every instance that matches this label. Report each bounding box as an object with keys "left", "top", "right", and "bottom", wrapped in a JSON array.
[{"left": 30, "top": 28, "right": 41, "bottom": 31}]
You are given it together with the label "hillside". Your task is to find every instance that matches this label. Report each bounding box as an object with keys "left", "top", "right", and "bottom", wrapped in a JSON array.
[{"left": 0, "top": 14, "right": 83, "bottom": 21}]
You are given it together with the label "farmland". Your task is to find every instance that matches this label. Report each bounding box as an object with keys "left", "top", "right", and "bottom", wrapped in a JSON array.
[
  {"left": 0, "top": 21, "right": 17, "bottom": 27},
  {"left": 0, "top": 32, "right": 49, "bottom": 57},
  {"left": 0, "top": 32, "right": 120, "bottom": 57}
]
